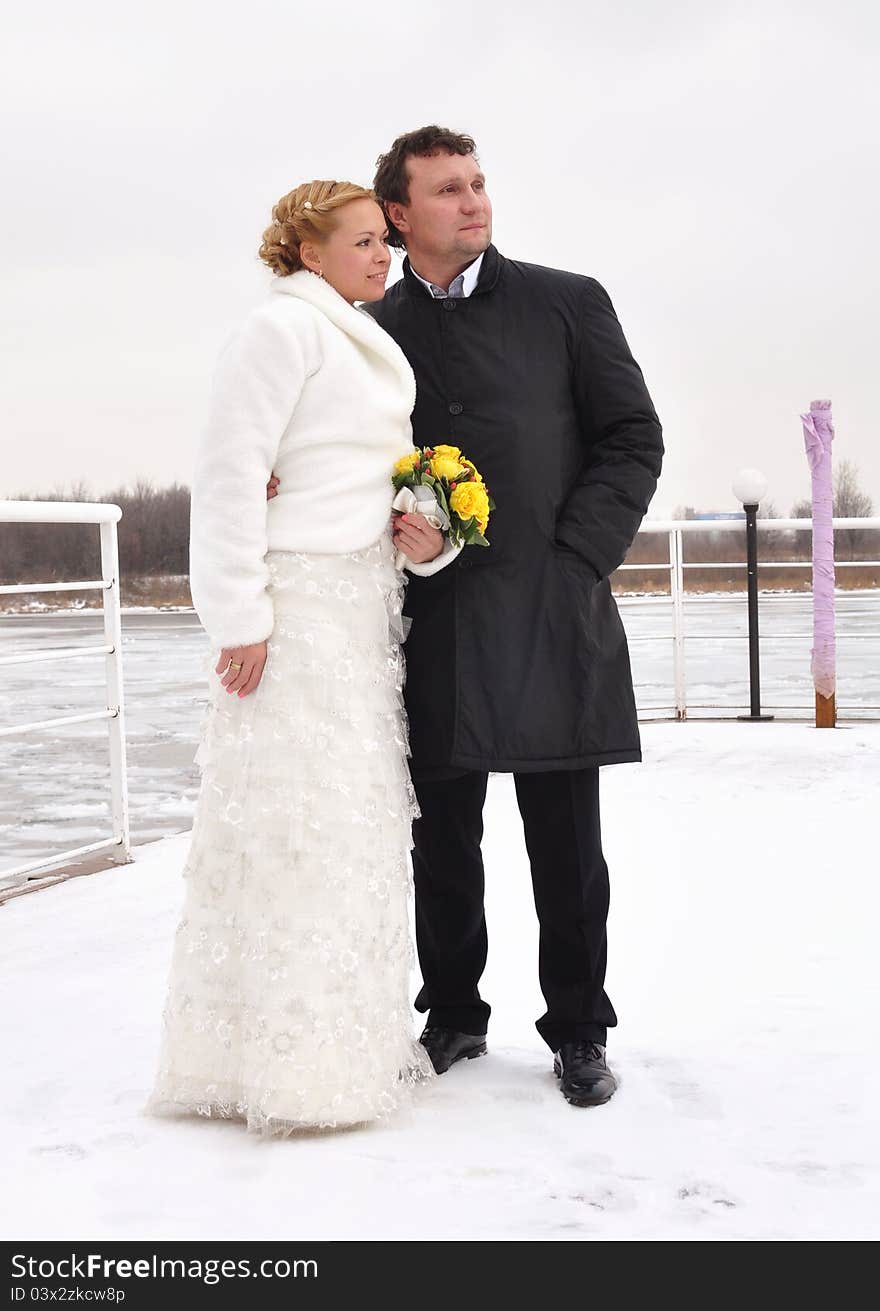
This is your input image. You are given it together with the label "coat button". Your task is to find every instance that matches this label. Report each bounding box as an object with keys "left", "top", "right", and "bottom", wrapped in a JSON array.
[
  {"left": 442, "top": 299, "right": 457, "bottom": 311},
  {"left": 448, "top": 402, "right": 463, "bottom": 416}
]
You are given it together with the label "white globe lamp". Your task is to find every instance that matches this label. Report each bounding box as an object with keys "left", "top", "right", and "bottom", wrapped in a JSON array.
[{"left": 732, "top": 468, "right": 768, "bottom": 508}]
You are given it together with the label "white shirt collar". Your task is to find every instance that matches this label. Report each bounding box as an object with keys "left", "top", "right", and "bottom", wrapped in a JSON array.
[{"left": 409, "top": 251, "right": 485, "bottom": 299}]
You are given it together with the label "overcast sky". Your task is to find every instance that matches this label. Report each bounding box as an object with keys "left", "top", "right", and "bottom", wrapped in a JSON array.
[{"left": 2, "top": 0, "right": 877, "bottom": 518}]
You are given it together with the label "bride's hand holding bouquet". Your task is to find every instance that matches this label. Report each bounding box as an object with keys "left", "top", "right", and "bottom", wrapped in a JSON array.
[{"left": 391, "top": 444, "right": 495, "bottom": 568}]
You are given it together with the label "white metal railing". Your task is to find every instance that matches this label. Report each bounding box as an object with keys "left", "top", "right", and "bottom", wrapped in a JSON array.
[
  {"left": 0, "top": 500, "right": 131, "bottom": 883},
  {"left": 621, "top": 516, "right": 880, "bottom": 720}
]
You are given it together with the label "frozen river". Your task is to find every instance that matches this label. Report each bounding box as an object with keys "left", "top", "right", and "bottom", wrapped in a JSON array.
[{"left": 1, "top": 592, "right": 878, "bottom": 883}]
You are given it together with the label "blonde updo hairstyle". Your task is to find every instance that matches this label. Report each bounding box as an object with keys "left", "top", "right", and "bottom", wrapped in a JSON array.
[{"left": 259, "top": 180, "right": 376, "bottom": 276}]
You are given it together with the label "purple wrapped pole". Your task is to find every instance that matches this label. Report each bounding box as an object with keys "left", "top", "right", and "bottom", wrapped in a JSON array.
[{"left": 800, "top": 399, "right": 836, "bottom": 723}]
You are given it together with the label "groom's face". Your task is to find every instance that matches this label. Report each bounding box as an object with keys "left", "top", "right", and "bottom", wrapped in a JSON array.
[{"left": 389, "top": 151, "right": 492, "bottom": 263}]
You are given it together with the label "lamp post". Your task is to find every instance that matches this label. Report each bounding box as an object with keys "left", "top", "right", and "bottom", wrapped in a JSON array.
[{"left": 732, "top": 468, "right": 774, "bottom": 722}]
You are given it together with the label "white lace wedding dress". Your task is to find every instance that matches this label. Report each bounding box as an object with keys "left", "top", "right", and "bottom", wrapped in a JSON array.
[{"left": 148, "top": 533, "right": 433, "bottom": 1133}]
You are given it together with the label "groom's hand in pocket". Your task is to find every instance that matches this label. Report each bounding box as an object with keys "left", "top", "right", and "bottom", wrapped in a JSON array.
[
  {"left": 215, "top": 642, "right": 268, "bottom": 697},
  {"left": 266, "top": 473, "right": 280, "bottom": 500}
]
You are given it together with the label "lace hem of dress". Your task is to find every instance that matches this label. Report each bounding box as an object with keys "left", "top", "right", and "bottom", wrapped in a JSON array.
[
  {"left": 148, "top": 536, "right": 431, "bottom": 1132},
  {"left": 147, "top": 1047, "right": 433, "bottom": 1136}
]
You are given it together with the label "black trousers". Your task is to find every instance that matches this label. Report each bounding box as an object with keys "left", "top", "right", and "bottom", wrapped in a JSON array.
[{"left": 411, "top": 768, "right": 617, "bottom": 1052}]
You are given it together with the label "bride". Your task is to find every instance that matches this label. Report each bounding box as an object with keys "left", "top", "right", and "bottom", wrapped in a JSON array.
[{"left": 148, "top": 180, "right": 455, "bottom": 1133}]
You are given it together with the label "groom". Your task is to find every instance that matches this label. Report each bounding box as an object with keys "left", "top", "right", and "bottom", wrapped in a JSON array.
[{"left": 365, "top": 126, "right": 663, "bottom": 1108}]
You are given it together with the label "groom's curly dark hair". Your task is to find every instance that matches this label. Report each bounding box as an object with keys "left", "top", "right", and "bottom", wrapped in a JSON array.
[{"left": 373, "top": 125, "right": 478, "bottom": 250}]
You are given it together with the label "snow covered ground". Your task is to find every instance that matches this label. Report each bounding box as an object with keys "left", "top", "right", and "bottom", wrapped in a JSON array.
[{"left": 2, "top": 722, "right": 878, "bottom": 1241}]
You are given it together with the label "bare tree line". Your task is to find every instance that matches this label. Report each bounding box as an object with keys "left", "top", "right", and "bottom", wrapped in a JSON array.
[
  {"left": 0, "top": 481, "right": 191, "bottom": 585},
  {"left": 0, "top": 462, "right": 876, "bottom": 594},
  {"left": 622, "top": 459, "right": 878, "bottom": 590}
]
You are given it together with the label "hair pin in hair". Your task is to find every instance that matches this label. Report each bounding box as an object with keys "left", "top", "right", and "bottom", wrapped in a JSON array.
[{"left": 303, "top": 201, "right": 314, "bottom": 210}]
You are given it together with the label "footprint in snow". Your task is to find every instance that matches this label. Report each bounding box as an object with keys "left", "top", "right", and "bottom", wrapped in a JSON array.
[
  {"left": 634, "top": 1054, "right": 722, "bottom": 1119},
  {"left": 677, "top": 1181, "right": 738, "bottom": 1210},
  {"left": 32, "top": 1143, "right": 88, "bottom": 1161}
]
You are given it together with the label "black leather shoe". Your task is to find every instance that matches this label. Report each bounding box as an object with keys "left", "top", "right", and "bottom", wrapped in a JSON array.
[
  {"left": 419, "top": 1025, "right": 487, "bottom": 1075},
  {"left": 553, "top": 1041, "right": 618, "bottom": 1107}
]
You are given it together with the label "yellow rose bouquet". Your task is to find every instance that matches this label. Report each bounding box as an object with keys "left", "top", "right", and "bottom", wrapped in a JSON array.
[{"left": 391, "top": 445, "right": 495, "bottom": 549}]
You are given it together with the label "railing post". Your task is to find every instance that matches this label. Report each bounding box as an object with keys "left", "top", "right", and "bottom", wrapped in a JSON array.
[
  {"left": 670, "top": 527, "right": 687, "bottom": 720},
  {"left": 100, "top": 519, "right": 130, "bottom": 860}
]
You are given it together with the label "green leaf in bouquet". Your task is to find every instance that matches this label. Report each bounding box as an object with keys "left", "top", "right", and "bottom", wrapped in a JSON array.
[{"left": 433, "top": 483, "right": 451, "bottom": 519}]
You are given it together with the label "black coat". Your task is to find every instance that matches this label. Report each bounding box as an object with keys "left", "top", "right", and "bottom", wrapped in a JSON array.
[{"left": 366, "top": 245, "right": 663, "bottom": 775}]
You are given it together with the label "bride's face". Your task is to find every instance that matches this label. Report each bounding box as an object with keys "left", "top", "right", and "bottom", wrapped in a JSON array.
[{"left": 303, "top": 199, "right": 392, "bottom": 305}]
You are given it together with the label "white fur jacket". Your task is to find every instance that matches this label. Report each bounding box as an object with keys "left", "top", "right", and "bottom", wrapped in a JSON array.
[{"left": 189, "top": 269, "right": 458, "bottom": 649}]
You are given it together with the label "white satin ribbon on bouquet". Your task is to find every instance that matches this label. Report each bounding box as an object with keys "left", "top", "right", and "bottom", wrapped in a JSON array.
[{"left": 391, "top": 485, "right": 448, "bottom": 570}]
